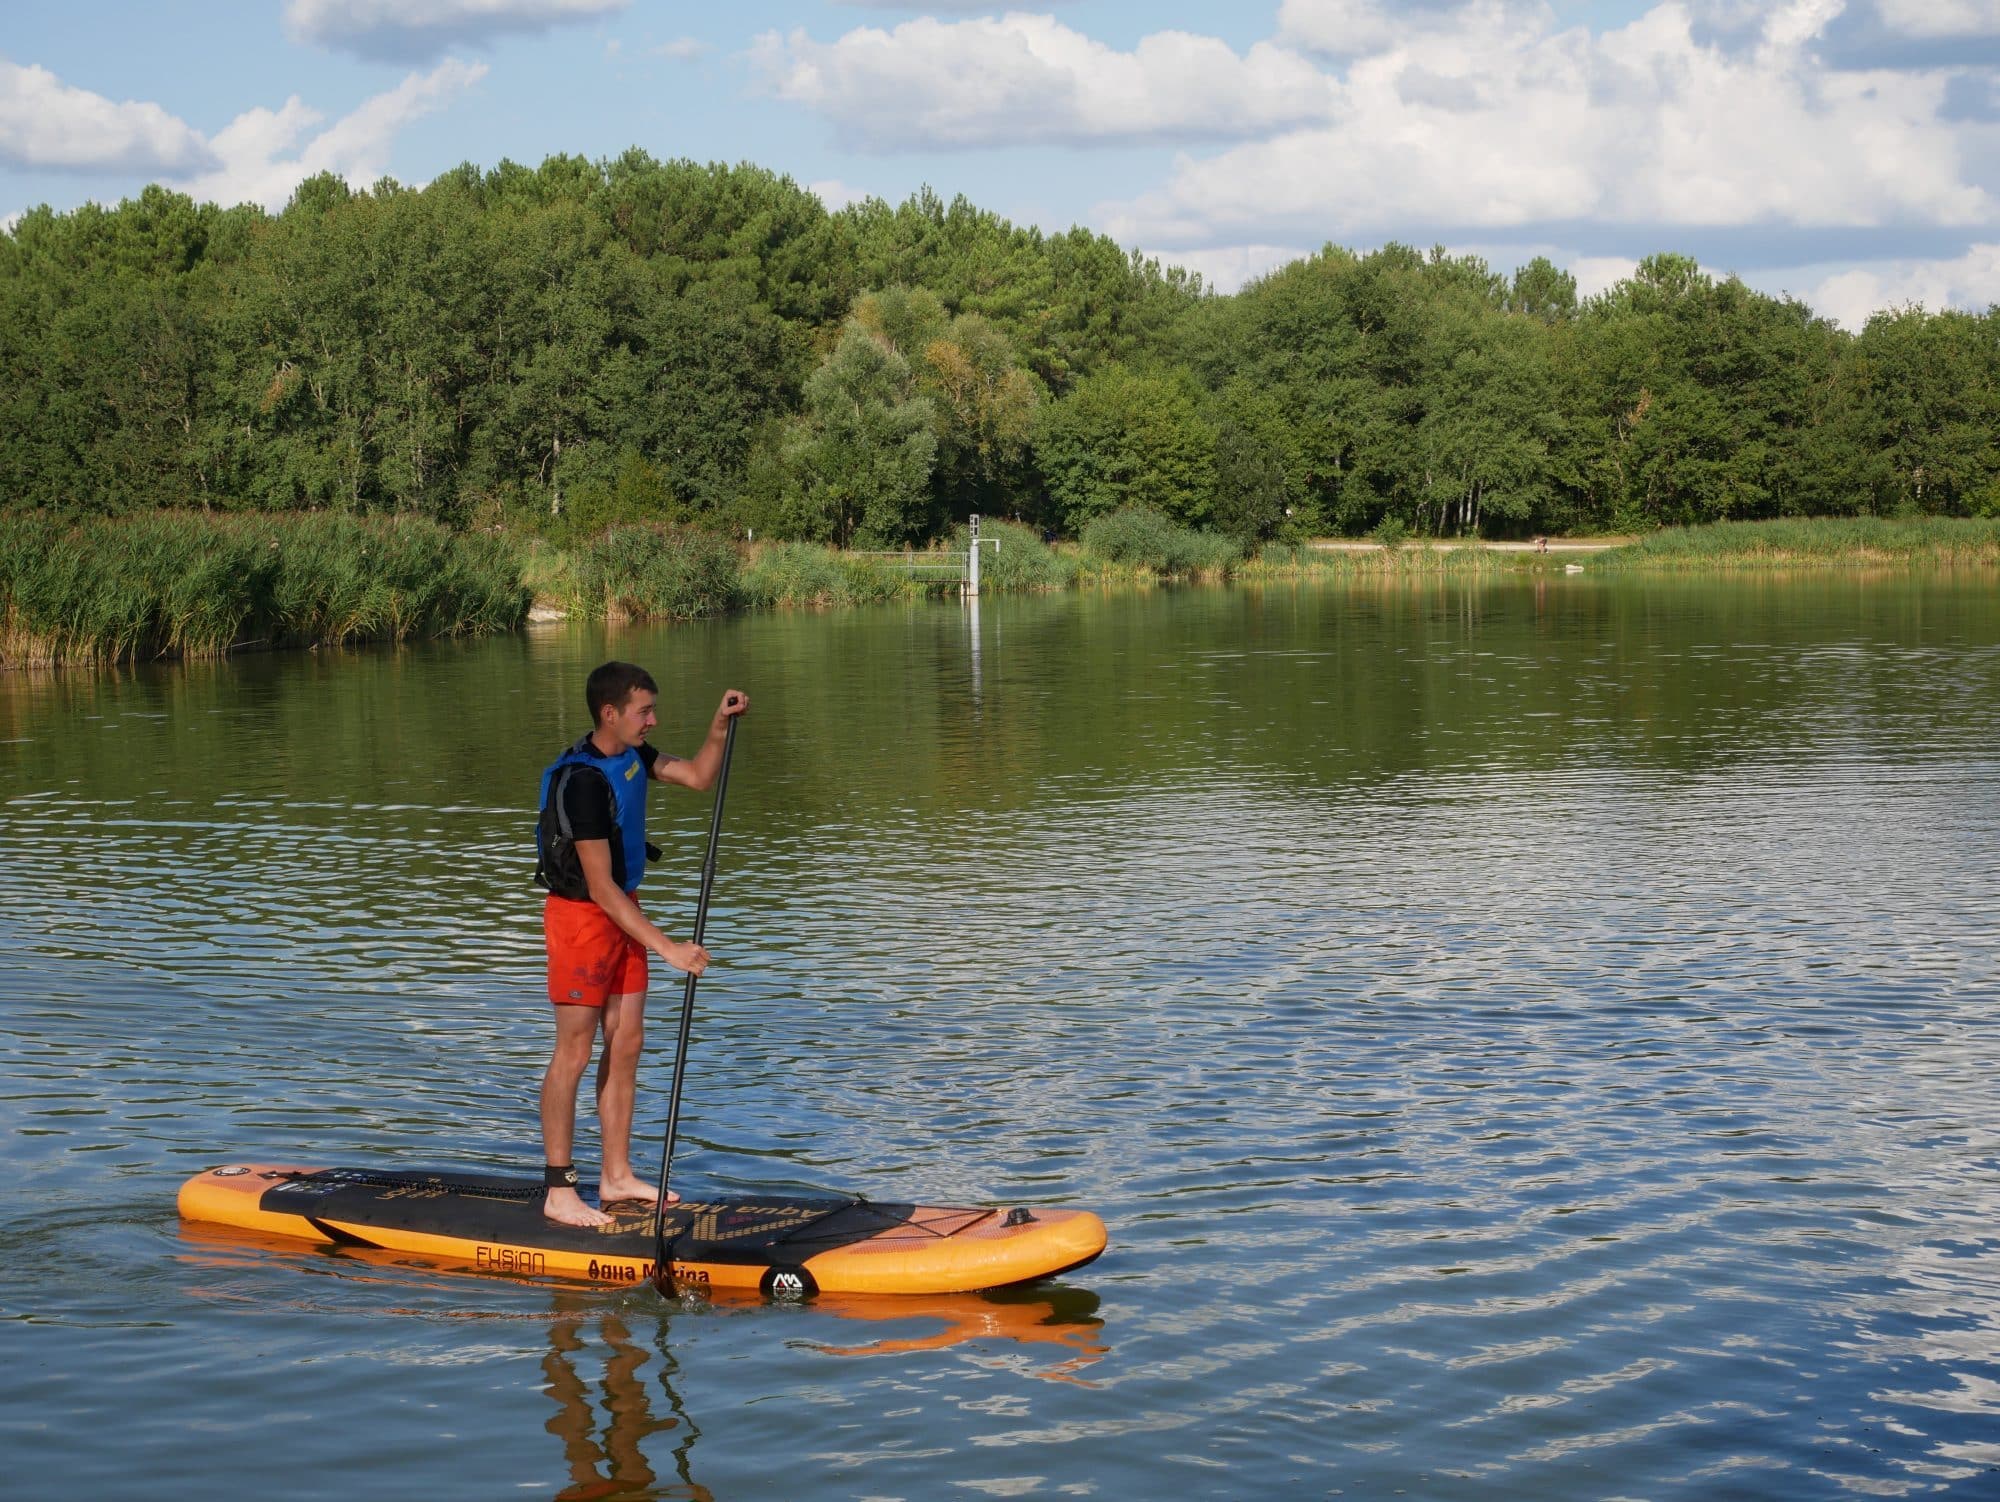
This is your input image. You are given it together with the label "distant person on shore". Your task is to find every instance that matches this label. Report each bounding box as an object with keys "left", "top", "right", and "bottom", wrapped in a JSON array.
[{"left": 534, "top": 661, "right": 749, "bottom": 1227}]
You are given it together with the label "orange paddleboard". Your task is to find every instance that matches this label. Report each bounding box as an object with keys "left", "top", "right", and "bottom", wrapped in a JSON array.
[{"left": 178, "top": 1164, "right": 1106, "bottom": 1296}]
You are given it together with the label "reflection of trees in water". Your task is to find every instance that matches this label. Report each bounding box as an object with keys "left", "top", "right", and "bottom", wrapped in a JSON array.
[
  {"left": 543, "top": 1298, "right": 706, "bottom": 1502},
  {"left": 536, "top": 1285, "right": 1107, "bottom": 1499}
]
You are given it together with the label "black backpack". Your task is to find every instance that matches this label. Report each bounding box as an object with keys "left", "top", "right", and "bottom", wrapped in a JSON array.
[{"left": 535, "top": 758, "right": 620, "bottom": 900}]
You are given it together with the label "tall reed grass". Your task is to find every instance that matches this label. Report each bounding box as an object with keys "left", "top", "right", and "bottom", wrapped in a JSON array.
[
  {"left": 1242, "top": 542, "right": 1524, "bottom": 577},
  {"left": 741, "top": 542, "right": 926, "bottom": 609},
  {"left": 1596, "top": 517, "right": 2000, "bottom": 569},
  {"left": 1, "top": 511, "right": 527, "bottom": 667},
  {"left": 36, "top": 509, "right": 1975, "bottom": 673},
  {"left": 955, "top": 519, "right": 1080, "bottom": 591},
  {"left": 563, "top": 525, "right": 743, "bottom": 621}
]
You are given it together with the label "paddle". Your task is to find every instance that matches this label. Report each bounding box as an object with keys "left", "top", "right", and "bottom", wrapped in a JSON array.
[{"left": 651, "top": 708, "right": 739, "bottom": 1286}]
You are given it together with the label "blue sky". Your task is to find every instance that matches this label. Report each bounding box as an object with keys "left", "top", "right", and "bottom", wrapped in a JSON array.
[{"left": 6, "top": 1, "right": 2000, "bottom": 327}]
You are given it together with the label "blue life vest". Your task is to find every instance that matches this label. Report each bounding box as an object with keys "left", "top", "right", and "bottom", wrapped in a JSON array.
[{"left": 535, "top": 735, "right": 650, "bottom": 898}]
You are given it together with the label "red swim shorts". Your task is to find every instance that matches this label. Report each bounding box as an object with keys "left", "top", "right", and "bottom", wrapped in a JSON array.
[{"left": 543, "top": 895, "right": 648, "bottom": 1007}]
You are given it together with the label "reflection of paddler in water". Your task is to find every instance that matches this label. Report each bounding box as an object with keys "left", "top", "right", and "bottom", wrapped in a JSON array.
[
  {"left": 176, "top": 1228, "right": 1103, "bottom": 1493},
  {"left": 543, "top": 1292, "right": 707, "bottom": 1502},
  {"left": 535, "top": 1286, "right": 1105, "bottom": 1499}
]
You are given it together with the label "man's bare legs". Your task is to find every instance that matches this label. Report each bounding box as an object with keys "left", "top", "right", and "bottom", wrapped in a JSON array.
[
  {"left": 597, "top": 991, "right": 677, "bottom": 1207},
  {"left": 542, "top": 1003, "right": 613, "bottom": 1227},
  {"left": 541, "top": 992, "right": 680, "bottom": 1223}
]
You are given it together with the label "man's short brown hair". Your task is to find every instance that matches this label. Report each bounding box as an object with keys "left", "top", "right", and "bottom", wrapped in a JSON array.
[{"left": 586, "top": 661, "right": 657, "bottom": 721}]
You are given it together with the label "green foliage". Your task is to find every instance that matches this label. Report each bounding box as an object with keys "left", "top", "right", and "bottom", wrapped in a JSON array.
[
  {"left": 1567, "top": 254, "right": 1861, "bottom": 530},
  {"left": 956, "top": 518, "right": 1079, "bottom": 590},
  {"left": 0, "top": 511, "right": 525, "bottom": 665},
  {"left": 543, "top": 448, "right": 681, "bottom": 546},
  {"left": 1078, "top": 506, "right": 1242, "bottom": 576},
  {"left": 1594, "top": 517, "right": 2000, "bottom": 568},
  {"left": 836, "top": 190, "right": 1202, "bottom": 391},
  {"left": 6, "top": 153, "right": 2000, "bottom": 554},
  {"left": 1207, "top": 378, "right": 1313, "bottom": 544},
  {"left": 777, "top": 325, "right": 938, "bottom": 547},
  {"left": 1, "top": 157, "right": 808, "bottom": 528},
  {"left": 1507, "top": 257, "right": 1578, "bottom": 322},
  {"left": 1370, "top": 515, "right": 1410, "bottom": 548},
  {"left": 1240, "top": 542, "right": 1520, "bottom": 577},
  {"left": 1839, "top": 307, "right": 2000, "bottom": 516},
  {"left": 737, "top": 542, "right": 911, "bottom": 608},
  {"left": 843, "top": 287, "right": 1045, "bottom": 527},
  {"left": 565, "top": 525, "right": 743, "bottom": 621},
  {"left": 1034, "top": 366, "right": 1217, "bottom": 533},
  {"left": 267, "top": 512, "right": 526, "bottom": 641}
]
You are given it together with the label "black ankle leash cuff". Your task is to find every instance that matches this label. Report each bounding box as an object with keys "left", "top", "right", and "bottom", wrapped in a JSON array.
[{"left": 544, "top": 1164, "right": 579, "bottom": 1189}]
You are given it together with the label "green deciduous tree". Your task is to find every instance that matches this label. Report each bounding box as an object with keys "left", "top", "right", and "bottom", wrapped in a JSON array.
[
  {"left": 850, "top": 286, "right": 1043, "bottom": 523},
  {"left": 1033, "top": 364, "right": 1216, "bottom": 533},
  {"left": 777, "top": 326, "right": 938, "bottom": 547},
  {"left": 1576, "top": 255, "right": 1846, "bottom": 528},
  {"left": 1842, "top": 307, "right": 2000, "bottom": 515},
  {"left": 1207, "top": 379, "right": 1312, "bottom": 544}
]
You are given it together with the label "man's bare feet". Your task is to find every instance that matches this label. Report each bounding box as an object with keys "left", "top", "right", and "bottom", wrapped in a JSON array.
[
  {"left": 544, "top": 1186, "right": 613, "bottom": 1227},
  {"left": 598, "top": 1176, "right": 681, "bottom": 1208}
]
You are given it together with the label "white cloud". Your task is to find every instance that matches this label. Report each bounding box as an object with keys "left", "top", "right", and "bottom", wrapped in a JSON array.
[
  {"left": 1279, "top": 0, "right": 1550, "bottom": 57},
  {"left": 1143, "top": 242, "right": 1645, "bottom": 299},
  {"left": 0, "top": 57, "right": 216, "bottom": 173},
  {"left": 808, "top": 178, "right": 877, "bottom": 211},
  {"left": 0, "top": 53, "right": 482, "bottom": 215},
  {"left": 839, "top": 0, "right": 1079, "bottom": 8},
  {"left": 1872, "top": 0, "right": 2000, "bottom": 41},
  {"left": 1104, "top": 1, "right": 1991, "bottom": 250},
  {"left": 751, "top": 14, "right": 1332, "bottom": 149},
  {"left": 1142, "top": 242, "right": 1311, "bottom": 293},
  {"left": 285, "top": 0, "right": 625, "bottom": 63},
  {"left": 1803, "top": 243, "right": 2000, "bottom": 327},
  {"left": 655, "top": 37, "right": 706, "bottom": 62},
  {"left": 173, "top": 60, "right": 488, "bottom": 210},
  {"left": 1571, "top": 254, "right": 1640, "bottom": 299}
]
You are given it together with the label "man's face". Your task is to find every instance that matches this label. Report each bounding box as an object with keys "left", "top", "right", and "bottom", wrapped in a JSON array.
[{"left": 604, "top": 689, "right": 658, "bottom": 749}]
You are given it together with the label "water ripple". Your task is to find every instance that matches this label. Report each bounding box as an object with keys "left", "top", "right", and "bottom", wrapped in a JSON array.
[{"left": 3, "top": 578, "right": 1999, "bottom": 1498}]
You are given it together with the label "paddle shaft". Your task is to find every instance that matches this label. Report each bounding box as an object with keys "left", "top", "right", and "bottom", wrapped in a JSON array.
[{"left": 653, "top": 711, "right": 738, "bottom": 1267}]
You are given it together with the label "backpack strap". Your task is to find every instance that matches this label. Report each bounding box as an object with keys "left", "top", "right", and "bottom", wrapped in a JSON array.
[
  {"left": 550, "top": 735, "right": 612, "bottom": 839},
  {"left": 543, "top": 751, "right": 623, "bottom": 891},
  {"left": 551, "top": 764, "right": 581, "bottom": 841}
]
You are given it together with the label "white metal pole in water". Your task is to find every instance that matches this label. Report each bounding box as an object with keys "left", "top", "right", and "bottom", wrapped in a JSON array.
[
  {"left": 968, "top": 591, "right": 982, "bottom": 699},
  {"left": 966, "top": 514, "right": 1000, "bottom": 597}
]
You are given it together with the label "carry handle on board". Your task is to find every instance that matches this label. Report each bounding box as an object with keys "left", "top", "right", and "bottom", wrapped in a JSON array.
[{"left": 653, "top": 709, "right": 738, "bottom": 1282}]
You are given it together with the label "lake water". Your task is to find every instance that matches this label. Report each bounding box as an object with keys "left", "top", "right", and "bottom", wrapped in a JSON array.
[{"left": 2, "top": 574, "right": 1998, "bottom": 1500}]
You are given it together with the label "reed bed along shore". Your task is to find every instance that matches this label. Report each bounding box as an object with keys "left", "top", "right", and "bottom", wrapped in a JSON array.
[
  {"left": 1593, "top": 516, "right": 2000, "bottom": 569},
  {"left": 9, "top": 510, "right": 1987, "bottom": 669},
  {"left": 1239, "top": 541, "right": 1529, "bottom": 580},
  {"left": 0, "top": 512, "right": 527, "bottom": 668},
  {"left": 557, "top": 514, "right": 1527, "bottom": 619},
  {"left": 321, "top": 512, "right": 2000, "bottom": 631}
]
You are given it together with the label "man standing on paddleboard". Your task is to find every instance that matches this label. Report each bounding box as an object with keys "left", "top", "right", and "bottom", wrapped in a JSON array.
[{"left": 534, "top": 661, "right": 748, "bottom": 1228}]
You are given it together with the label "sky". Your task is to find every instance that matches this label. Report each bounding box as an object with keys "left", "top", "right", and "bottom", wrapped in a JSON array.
[{"left": 6, "top": 0, "right": 2000, "bottom": 328}]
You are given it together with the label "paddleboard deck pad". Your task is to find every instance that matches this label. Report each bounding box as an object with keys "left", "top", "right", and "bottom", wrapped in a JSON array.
[{"left": 178, "top": 1164, "right": 1106, "bottom": 1295}]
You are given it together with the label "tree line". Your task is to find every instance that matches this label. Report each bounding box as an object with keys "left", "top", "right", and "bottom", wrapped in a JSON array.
[{"left": 4, "top": 150, "right": 1997, "bottom": 547}]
